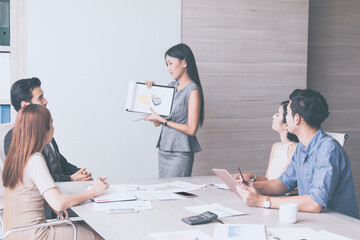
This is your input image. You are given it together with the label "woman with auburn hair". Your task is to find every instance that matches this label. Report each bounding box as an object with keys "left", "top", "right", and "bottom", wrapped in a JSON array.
[{"left": 3, "top": 104, "right": 108, "bottom": 240}]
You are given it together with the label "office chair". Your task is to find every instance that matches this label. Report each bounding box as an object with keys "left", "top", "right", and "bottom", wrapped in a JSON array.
[
  {"left": 325, "top": 132, "right": 349, "bottom": 147},
  {"left": 0, "top": 123, "right": 14, "bottom": 165},
  {"left": 0, "top": 215, "right": 78, "bottom": 240}
]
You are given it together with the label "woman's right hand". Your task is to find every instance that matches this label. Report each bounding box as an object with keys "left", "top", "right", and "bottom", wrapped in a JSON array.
[
  {"left": 243, "top": 172, "right": 255, "bottom": 179},
  {"left": 232, "top": 173, "right": 254, "bottom": 182},
  {"left": 53, "top": 209, "right": 68, "bottom": 219},
  {"left": 91, "top": 178, "right": 109, "bottom": 197},
  {"left": 145, "top": 81, "right": 155, "bottom": 89}
]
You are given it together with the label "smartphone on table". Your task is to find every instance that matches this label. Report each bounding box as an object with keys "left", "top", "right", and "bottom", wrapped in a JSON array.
[{"left": 175, "top": 191, "right": 198, "bottom": 198}]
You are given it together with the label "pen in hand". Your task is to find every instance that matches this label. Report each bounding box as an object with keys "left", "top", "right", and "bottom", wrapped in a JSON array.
[
  {"left": 132, "top": 117, "right": 145, "bottom": 122},
  {"left": 237, "top": 165, "right": 248, "bottom": 186}
]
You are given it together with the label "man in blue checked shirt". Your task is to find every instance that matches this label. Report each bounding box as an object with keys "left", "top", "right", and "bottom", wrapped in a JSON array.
[{"left": 235, "top": 89, "right": 359, "bottom": 218}]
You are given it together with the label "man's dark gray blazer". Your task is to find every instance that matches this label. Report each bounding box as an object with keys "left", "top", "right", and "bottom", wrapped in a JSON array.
[{"left": 4, "top": 128, "right": 79, "bottom": 182}]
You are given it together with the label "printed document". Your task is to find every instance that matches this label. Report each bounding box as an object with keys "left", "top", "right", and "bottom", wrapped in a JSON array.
[
  {"left": 267, "top": 228, "right": 352, "bottom": 240},
  {"left": 149, "top": 229, "right": 212, "bottom": 240},
  {"left": 185, "top": 203, "right": 245, "bottom": 218},
  {"left": 92, "top": 200, "right": 152, "bottom": 212},
  {"left": 92, "top": 185, "right": 136, "bottom": 203},
  {"left": 140, "top": 181, "right": 206, "bottom": 193},
  {"left": 214, "top": 224, "right": 266, "bottom": 240},
  {"left": 134, "top": 191, "right": 183, "bottom": 201}
]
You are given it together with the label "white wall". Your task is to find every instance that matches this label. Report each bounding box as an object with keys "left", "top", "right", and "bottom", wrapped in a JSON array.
[
  {"left": 27, "top": 0, "right": 181, "bottom": 180},
  {"left": 0, "top": 53, "right": 10, "bottom": 100}
]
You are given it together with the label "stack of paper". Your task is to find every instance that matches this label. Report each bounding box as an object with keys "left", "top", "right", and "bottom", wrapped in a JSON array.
[
  {"left": 133, "top": 191, "right": 183, "bottom": 201},
  {"left": 93, "top": 200, "right": 152, "bottom": 211},
  {"left": 92, "top": 185, "right": 137, "bottom": 203},
  {"left": 84, "top": 184, "right": 141, "bottom": 192},
  {"left": 140, "top": 181, "right": 206, "bottom": 193},
  {"left": 184, "top": 203, "right": 245, "bottom": 218},
  {"left": 210, "top": 183, "right": 229, "bottom": 190}
]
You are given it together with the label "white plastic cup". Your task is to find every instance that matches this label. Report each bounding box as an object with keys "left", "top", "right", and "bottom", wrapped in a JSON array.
[{"left": 279, "top": 203, "right": 298, "bottom": 223}]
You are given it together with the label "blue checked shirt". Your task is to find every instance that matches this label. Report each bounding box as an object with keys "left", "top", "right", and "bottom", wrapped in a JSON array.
[{"left": 279, "top": 128, "right": 359, "bottom": 218}]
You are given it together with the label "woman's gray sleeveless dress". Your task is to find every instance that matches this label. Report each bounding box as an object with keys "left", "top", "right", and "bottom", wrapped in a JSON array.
[{"left": 156, "top": 81, "right": 202, "bottom": 178}]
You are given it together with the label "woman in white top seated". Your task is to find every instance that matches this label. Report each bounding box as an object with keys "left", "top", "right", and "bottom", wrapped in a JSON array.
[
  {"left": 240, "top": 101, "right": 299, "bottom": 181},
  {"left": 2, "top": 104, "right": 109, "bottom": 240}
]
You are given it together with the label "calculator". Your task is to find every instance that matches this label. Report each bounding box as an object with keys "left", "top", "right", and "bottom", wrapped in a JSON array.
[{"left": 181, "top": 211, "right": 218, "bottom": 225}]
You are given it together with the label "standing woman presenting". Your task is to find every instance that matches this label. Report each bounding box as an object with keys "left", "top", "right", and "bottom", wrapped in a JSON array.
[{"left": 145, "top": 43, "right": 204, "bottom": 178}]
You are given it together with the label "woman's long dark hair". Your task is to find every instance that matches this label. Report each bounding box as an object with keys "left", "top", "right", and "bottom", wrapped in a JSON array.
[
  {"left": 165, "top": 43, "right": 205, "bottom": 127},
  {"left": 281, "top": 101, "right": 299, "bottom": 142}
]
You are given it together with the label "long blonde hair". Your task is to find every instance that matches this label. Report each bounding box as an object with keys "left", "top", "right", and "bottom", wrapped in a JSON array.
[{"left": 3, "top": 104, "right": 51, "bottom": 189}]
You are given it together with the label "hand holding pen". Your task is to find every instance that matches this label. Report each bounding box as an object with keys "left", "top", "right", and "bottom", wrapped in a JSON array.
[
  {"left": 91, "top": 178, "right": 110, "bottom": 197},
  {"left": 237, "top": 165, "right": 249, "bottom": 186},
  {"left": 235, "top": 167, "right": 263, "bottom": 207},
  {"left": 132, "top": 117, "right": 145, "bottom": 122}
]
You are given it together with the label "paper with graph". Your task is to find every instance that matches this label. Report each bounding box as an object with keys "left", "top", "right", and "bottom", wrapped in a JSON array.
[{"left": 125, "top": 81, "right": 175, "bottom": 116}]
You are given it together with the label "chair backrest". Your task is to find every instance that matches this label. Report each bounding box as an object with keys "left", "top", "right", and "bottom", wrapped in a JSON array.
[
  {"left": 0, "top": 123, "right": 14, "bottom": 168},
  {"left": 0, "top": 123, "right": 13, "bottom": 213},
  {"left": 0, "top": 155, "right": 3, "bottom": 207},
  {"left": 325, "top": 131, "right": 349, "bottom": 147},
  {"left": 0, "top": 123, "right": 11, "bottom": 212}
]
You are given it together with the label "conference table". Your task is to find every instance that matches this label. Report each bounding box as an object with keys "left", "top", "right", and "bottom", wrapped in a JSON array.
[{"left": 57, "top": 176, "right": 360, "bottom": 240}]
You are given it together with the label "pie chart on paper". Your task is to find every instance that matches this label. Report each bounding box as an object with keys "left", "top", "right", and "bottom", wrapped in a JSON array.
[
  {"left": 151, "top": 94, "right": 162, "bottom": 106},
  {"left": 138, "top": 94, "right": 150, "bottom": 105}
]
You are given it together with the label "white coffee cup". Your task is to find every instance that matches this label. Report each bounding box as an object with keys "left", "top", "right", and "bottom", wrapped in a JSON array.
[{"left": 279, "top": 203, "right": 298, "bottom": 223}]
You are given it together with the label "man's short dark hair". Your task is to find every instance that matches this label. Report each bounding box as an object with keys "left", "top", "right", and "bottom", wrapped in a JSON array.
[
  {"left": 11, "top": 77, "right": 41, "bottom": 112},
  {"left": 289, "top": 89, "right": 329, "bottom": 129}
]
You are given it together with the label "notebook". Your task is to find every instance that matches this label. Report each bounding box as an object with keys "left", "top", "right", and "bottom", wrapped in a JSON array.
[{"left": 92, "top": 185, "right": 137, "bottom": 203}]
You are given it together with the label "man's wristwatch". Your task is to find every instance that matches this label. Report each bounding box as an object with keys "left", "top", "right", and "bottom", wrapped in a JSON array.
[
  {"left": 263, "top": 196, "right": 271, "bottom": 208},
  {"left": 251, "top": 174, "right": 257, "bottom": 182},
  {"left": 163, "top": 120, "right": 168, "bottom": 126}
]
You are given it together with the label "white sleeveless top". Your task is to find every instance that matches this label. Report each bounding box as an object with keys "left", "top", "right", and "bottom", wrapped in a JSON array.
[{"left": 267, "top": 142, "right": 295, "bottom": 180}]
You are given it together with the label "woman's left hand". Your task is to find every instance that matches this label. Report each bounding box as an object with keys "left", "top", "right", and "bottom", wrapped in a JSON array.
[
  {"left": 53, "top": 209, "right": 68, "bottom": 219},
  {"left": 145, "top": 107, "right": 164, "bottom": 123}
]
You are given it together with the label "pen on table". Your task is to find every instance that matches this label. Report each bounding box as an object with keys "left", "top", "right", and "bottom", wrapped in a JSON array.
[
  {"left": 215, "top": 218, "right": 224, "bottom": 224},
  {"left": 132, "top": 117, "right": 145, "bottom": 122},
  {"left": 237, "top": 165, "right": 248, "bottom": 185}
]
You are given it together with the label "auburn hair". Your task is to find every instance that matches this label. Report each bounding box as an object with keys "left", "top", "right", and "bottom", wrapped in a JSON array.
[{"left": 3, "top": 104, "right": 51, "bottom": 189}]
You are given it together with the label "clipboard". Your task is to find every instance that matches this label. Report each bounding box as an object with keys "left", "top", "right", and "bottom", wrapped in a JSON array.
[{"left": 125, "top": 81, "right": 175, "bottom": 117}]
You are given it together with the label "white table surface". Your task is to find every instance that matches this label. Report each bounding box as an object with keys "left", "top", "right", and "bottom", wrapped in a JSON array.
[{"left": 57, "top": 176, "right": 360, "bottom": 240}]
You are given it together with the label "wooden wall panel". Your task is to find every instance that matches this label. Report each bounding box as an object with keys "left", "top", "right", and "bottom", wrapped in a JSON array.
[
  {"left": 182, "top": 0, "right": 308, "bottom": 176},
  {"left": 307, "top": 0, "right": 360, "bottom": 207}
]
